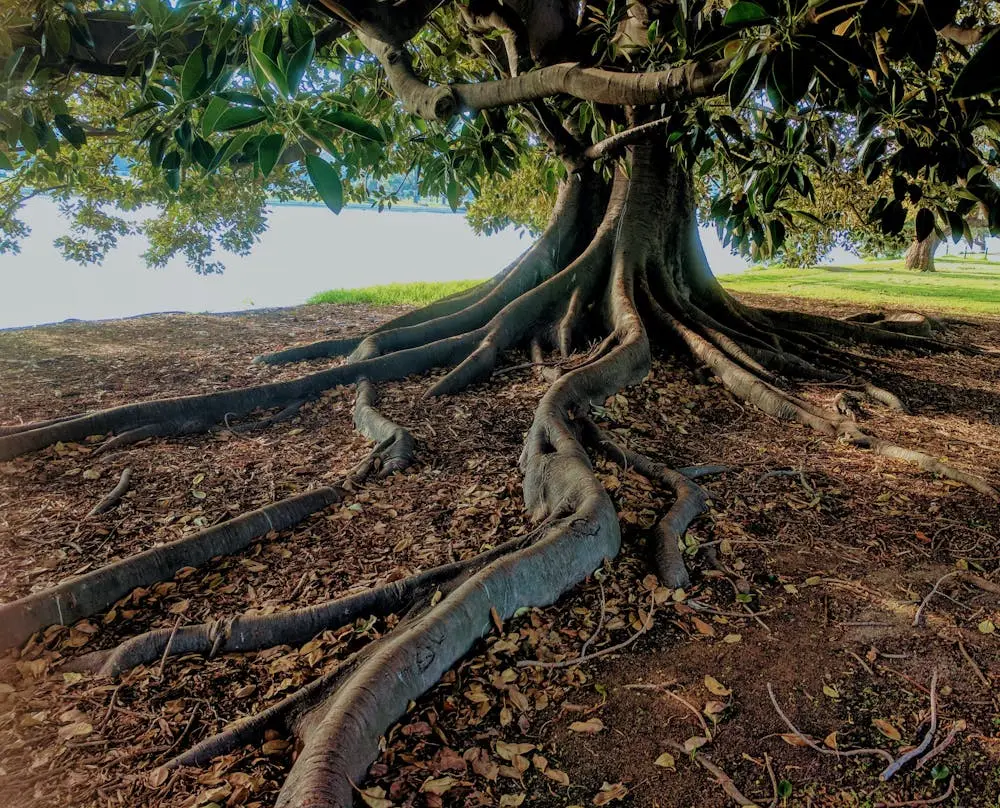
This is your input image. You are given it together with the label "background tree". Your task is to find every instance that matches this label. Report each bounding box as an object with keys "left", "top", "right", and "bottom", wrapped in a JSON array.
[{"left": 2, "top": 1, "right": 1000, "bottom": 805}]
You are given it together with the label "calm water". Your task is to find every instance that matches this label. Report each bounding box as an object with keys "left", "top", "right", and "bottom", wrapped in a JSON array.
[{"left": 0, "top": 199, "right": 752, "bottom": 330}]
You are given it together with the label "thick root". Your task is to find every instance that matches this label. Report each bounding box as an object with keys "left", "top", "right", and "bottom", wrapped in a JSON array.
[
  {"left": 0, "top": 488, "right": 343, "bottom": 651},
  {"left": 73, "top": 546, "right": 507, "bottom": 677}
]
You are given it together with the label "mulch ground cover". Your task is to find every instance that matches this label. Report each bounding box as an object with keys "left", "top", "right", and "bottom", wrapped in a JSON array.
[{"left": 1, "top": 295, "right": 997, "bottom": 808}]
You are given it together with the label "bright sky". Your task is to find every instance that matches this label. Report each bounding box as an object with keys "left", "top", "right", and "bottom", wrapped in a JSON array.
[{"left": 0, "top": 198, "right": 757, "bottom": 330}]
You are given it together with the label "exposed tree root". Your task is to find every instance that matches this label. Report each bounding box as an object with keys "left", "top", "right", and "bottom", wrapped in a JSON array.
[
  {"left": 86, "top": 466, "right": 132, "bottom": 516},
  {"left": 74, "top": 530, "right": 536, "bottom": 677},
  {"left": 0, "top": 488, "right": 342, "bottom": 651},
  {"left": 581, "top": 418, "right": 712, "bottom": 588},
  {"left": 2, "top": 141, "right": 996, "bottom": 808}
]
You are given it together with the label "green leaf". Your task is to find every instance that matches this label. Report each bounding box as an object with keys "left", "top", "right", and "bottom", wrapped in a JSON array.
[
  {"left": 257, "top": 133, "right": 284, "bottom": 177},
  {"left": 724, "top": 2, "right": 773, "bottom": 28},
  {"left": 180, "top": 48, "right": 206, "bottom": 101},
  {"left": 288, "top": 15, "right": 313, "bottom": 50},
  {"left": 122, "top": 100, "right": 159, "bottom": 120},
  {"left": 777, "top": 780, "right": 793, "bottom": 799},
  {"left": 53, "top": 113, "right": 86, "bottom": 147},
  {"left": 728, "top": 54, "right": 766, "bottom": 109},
  {"left": 768, "top": 48, "right": 814, "bottom": 109},
  {"left": 3, "top": 47, "right": 24, "bottom": 81},
  {"left": 951, "top": 30, "right": 1000, "bottom": 98},
  {"left": 191, "top": 137, "right": 216, "bottom": 170},
  {"left": 210, "top": 131, "right": 254, "bottom": 170},
  {"left": 286, "top": 38, "right": 315, "bottom": 96},
  {"left": 305, "top": 154, "right": 343, "bottom": 214},
  {"left": 250, "top": 46, "right": 289, "bottom": 97},
  {"left": 946, "top": 209, "right": 965, "bottom": 244},
  {"left": 915, "top": 208, "right": 935, "bottom": 242},
  {"left": 318, "top": 109, "right": 384, "bottom": 143},
  {"left": 0, "top": 151, "right": 13, "bottom": 170},
  {"left": 148, "top": 85, "right": 176, "bottom": 106},
  {"left": 162, "top": 150, "right": 181, "bottom": 191},
  {"left": 446, "top": 178, "right": 460, "bottom": 211},
  {"left": 214, "top": 106, "right": 268, "bottom": 132},
  {"left": 201, "top": 96, "right": 229, "bottom": 136},
  {"left": 218, "top": 91, "right": 265, "bottom": 107}
]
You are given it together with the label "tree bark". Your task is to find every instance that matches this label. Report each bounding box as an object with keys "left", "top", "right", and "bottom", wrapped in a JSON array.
[{"left": 904, "top": 233, "right": 939, "bottom": 271}]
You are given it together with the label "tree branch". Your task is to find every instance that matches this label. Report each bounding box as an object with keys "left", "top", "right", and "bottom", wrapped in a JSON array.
[
  {"left": 585, "top": 116, "right": 672, "bottom": 160},
  {"left": 453, "top": 59, "right": 731, "bottom": 113}
]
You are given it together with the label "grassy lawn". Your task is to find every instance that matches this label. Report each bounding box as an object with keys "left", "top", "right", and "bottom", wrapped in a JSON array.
[
  {"left": 721, "top": 256, "right": 1000, "bottom": 314},
  {"left": 308, "top": 280, "right": 481, "bottom": 307},
  {"left": 308, "top": 257, "right": 1000, "bottom": 315}
]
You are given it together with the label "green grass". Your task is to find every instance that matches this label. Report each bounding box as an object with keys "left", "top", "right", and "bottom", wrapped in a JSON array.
[
  {"left": 308, "top": 257, "right": 1000, "bottom": 315},
  {"left": 308, "top": 280, "right": 481, "bottom": 307},
  {"left": 721, "top": 256, "right": 1000, "bottom": 314}
]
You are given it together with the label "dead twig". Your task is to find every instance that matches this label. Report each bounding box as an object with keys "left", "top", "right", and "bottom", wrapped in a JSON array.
[
  {"left": 956, "top": 636, "right": 991, "bottom": 688},
  {"left": 916, "top": 723, "right": 961, "bottom": 769},
  {"left": 157, "top": 617, "right": 182, "bottom": 680},
  {"left": 913, "top": 572, "right": 960, "bottom": 627},
  {"left": 766, "top": 683, "right": 894, "bottom": 764},
  {"left": 579, "top": 578, "right": 607, "bottom": 658},
  {"left": 880, "top": 670, "right": 938, "bottom": 780},
  {"left": 624, "top": 683, "right": 711, "bottom": 738},
  {"left": 764, "top": 753, "right": 779, "bottom": 808},
  {"left": 874, "top": 776, "right": 955, "bottom": 808},
  {"left": 666, "top": 739, "right": 759, "bottom": 807},
  {"left": 519, "top": 596, "right": 654, "bottom": 669}
]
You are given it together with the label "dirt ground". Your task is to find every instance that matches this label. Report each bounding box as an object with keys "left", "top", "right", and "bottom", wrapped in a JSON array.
[{"left": 0, "top": 295, "right": 998, "bottom": 808}]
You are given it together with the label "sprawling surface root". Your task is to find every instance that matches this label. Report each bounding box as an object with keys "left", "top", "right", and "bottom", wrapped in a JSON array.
[
  {"left": 2, "top": 141, "right": 996, "bottom": 808},
  {"left": 0, "top": 487, "right": 341, "bottom": 651}
]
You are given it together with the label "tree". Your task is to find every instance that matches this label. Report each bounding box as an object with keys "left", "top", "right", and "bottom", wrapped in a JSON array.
[{"left": 1, "top": 1, "right": 1000, "bottom": 805}]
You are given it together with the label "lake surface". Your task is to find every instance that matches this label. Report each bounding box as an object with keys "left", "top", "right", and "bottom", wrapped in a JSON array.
[{"left": 1, "top": 199, "right": 753, "bottom": 330}]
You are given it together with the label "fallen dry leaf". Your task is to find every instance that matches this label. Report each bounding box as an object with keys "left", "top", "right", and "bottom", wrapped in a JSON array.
[
  {"left": 873, "top": 719, "right": 902, "bottom": 741},
  {"left": 569, "top": 718, "right": 605, "bottom": 735},
  {"left": 704, "top": 675, "right": 731, "bottom": 696},
  {"left": 593, "top": 782, "right": 628, "bottom": 806},
  {"left": 653, "top": 752, "right": 676, "bottom": 769}
]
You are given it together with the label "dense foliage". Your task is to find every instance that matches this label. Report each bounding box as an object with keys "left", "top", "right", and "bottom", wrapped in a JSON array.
[{"left": 1, "top": 0, "right": 999, "bottom": 271}]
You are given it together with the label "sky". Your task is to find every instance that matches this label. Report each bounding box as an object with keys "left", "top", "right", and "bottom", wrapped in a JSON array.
[{"left": 0, "top": 198, "right": 758, "bottom": 330}]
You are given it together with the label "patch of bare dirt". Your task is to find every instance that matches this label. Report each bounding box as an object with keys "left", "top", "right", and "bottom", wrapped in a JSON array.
[{"left": 0, "top": 297, "right": 997, "bottom": 808}]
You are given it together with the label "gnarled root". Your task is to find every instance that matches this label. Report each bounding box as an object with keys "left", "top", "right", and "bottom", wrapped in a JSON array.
[{"left": 582, "top": 419, "right": 713, "bottom": 588}]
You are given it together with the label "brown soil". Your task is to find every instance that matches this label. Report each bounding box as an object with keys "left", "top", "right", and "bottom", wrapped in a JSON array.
[{"left": 0, "top": 296, "right": 997, "bottom": 808}]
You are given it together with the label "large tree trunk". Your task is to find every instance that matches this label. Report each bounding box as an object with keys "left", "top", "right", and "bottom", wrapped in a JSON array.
[
  {"left": 904, "top": 232, "right": 939, "bottom": 271},
  {"left": 0, "top": 141, "right": 994, "bottom": 808}
]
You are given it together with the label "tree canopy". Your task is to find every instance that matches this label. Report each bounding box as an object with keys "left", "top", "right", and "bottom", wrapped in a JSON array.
[{"left": 2, "top": 0, "right": 999, "bottom": 271}]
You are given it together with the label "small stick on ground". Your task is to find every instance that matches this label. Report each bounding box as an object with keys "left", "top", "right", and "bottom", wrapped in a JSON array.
[
  {"left": 916, "top": 724, "right": 961, "bottom": 769},
  {"left": 87, "top": 467, "right": 132, "bottom": 517},
  {"left": 766, "top": 683, "right": 894, "bottom": 764},
  {"left": 579, "top": 578, "right": 607, "bottom": 658},
  {"left": 518, "top": 596, "right": 654, "bottom": 669},
  {"left": 764, "top": 753, "right": 778, "bottom": 808},
  {"left": 875, "top": 776, "right": 955, "bottom": 808},
  {"left": 157, "top": 617, "right": 182, "bottom": 680},
  {"left": 624, "top": 683, "right": 712, "bottom": 738},
  {"left": 880, "top": 669, "right": 938, "bottom": 780},
  {"left": 956, "top": 636, "right": 991, "bottom": 688},
  {"left": 913, "top": 571, "right": 960, "bottom": 627},
  {"left": 665, "top": 739, "right": 759, "bottom": 807}
]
